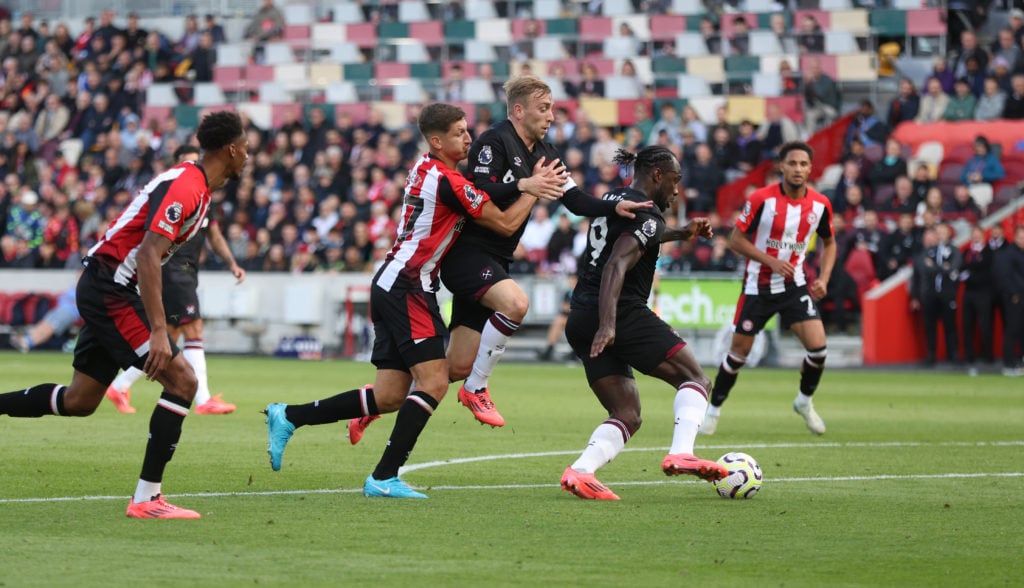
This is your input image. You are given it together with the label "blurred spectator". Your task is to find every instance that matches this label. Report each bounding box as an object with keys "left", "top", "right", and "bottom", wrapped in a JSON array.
[
  {"left": 680, "top": 104, "right": 706, "bottom": 143},
  {"left": 880, "top": 213, "right": 921, "bottom": 279},
  {"left": 1010, "top": 9, "right": 1024, "bottom": 46},
  {"left": 733, "top": 120, "right": 762, "bottom": 174},
  {"left": 960, "top": 136, "right": 1005, "bottom": 186},
  {"left": 647, "top": 102, "right": 681, "bottom": 146},
  {"left": 576, "top": 62, "right": 604, "bottom": 98},
  {"left": 910, "top": 224, "right": 962, "bottom": 366},
  {"left": 946, "top": 185, "right": 983, "bottom": 222},
  {"left": 953, "top": 30, "right": 987, "bottom": 78},
  {"left": 699, "top": 17, "right": 722, "bottom": 54},
  {"left": 993, "top": 226, "right": 1024, "bottom": 375},
  {"left": 916, "top": 77, "right": 950, "bottom": 124},
  {"left": 729, "top": 16, "right": 751, "bottom": 56},
  {"left": 961, "top": 226, "right": 995, "bottom": 372},
  {"left": 868, "top": 139, "right": 908, "bottom": 192},
  {"left": 617, "top": 59, "right": 645, "bottom": 98},
  {"left": 797, "top": 13, "right": 825, "bottom": 54},
  {"left": 887, "top": 78, "right": 920, "bottom": 128},
  {"left": 943, "top": 78, "right": 977, "bottom": 121},
  {"left": 758, "top": 103, "right": 800, "bottom": 161},
  {"left": 1002, "top": 75, "right": 1024, "bottom": 119},
  {"left": 187, "top": 31, "right": 216, "bottom": 82},
  {"left": 975, "top": 76, "right": 1007, "bottom": 121},
  {"left": 962, "top": 56, "right": 986, "bottom": 98},
  {"left": 845, "top": 101, "right": 887, "bottom": 149},
  {"left": 926, "top": 58, "right": 955, "bottom": 95},
  {"left": 833, "top": 159, "right": 868, "bottom": 208},
  {"left": 768, "top": 13, "right": 798, "bottom": 55},
  {"left": 245, "top": 0, "right": 284, "bottom": 42},
  {"left": 833, "top": 183, "right": 869, "bottom": 227},
  {"left": 882, "top": 176, "right": 919, "bottom": 215},
  {"left": 684, "top": 143, "right": 724, "bottom": 214},
  {"left": 204, "top": 14, "right": 227, "bottom": 44},
  {"left": 910, "top": 163, "right": 934, "bottom": 204},
  {"left": 914, "top": 186, "right": 945, "bottom": 226},
  {"left": 851, "top": 210, "right": 886, "bottom": 271},
  {"left": 6, "top": 190, "right": 44, "bottom": 249},
  {"left": 437, "top": 64, "right": 465, "bottom": 102},
  {"left": 511, "top": 18, "right": 541, "bottom": 62},
  {"left": 546, "top": 213, "right": 576, "bottom": 269},
  {"left": 778, "top": 60, "right": 800, "bottom": 96},
  {"left": 709, "top": 126, "right": 740, "bottom": 180},
  {"left": 803, "top": 57, "right": 840, "bottom": 134}
]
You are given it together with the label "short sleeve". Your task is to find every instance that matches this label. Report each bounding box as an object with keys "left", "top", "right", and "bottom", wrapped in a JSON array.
[
  {"left": 147, "top": 171, "right": 204, "bottom": 241},
  {"left": 624, "top": 210, "right": 664, "bottom": 251},
  {"left": 439, "top": 172, "right": 491, "bottom": 220},
  {"left": 816, "top": 198, "right": 834, "bottom": 239},
  {"left": 736, "top": 190, "right": 766, "bottom": 234}
]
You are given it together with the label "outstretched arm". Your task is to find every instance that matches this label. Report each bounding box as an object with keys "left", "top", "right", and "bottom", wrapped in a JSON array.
[{"left": 660, "top": 217, "right": 713, "bottom": 243}]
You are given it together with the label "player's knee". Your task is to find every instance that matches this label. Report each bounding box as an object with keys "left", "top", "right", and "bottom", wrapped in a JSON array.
[
  {"left": 61, "top": 388, "right": 99, "bottom": 416},
  {"left": 694, "top": 372, "right": 712, "bottom": 394},
  {"left": 500, "top": 294, "right": 529, "bottom": 323},
  {"left": 614, "top": 411, "right": 642, "bottom": 435},
  {"left": 172, "top": 368, "right": 199, "bottom": 401},
  {"left": 448, "top": 360, "right": 472, "bottom": 382}
]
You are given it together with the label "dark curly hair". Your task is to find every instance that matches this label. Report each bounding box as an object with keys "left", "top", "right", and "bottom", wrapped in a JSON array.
[
  {"left": 195, "top": 111, "right": 244, "bottom": 152},
  {"left": 612, "top": 145, "right": 677, "bottom": 176}
]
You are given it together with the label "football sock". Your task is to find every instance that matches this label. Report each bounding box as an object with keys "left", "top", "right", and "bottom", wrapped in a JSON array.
[
  {"left": 570, "top": 419, "right": 629, "bottom": 474},
  {"left": 710, "top": 352, "right": 746, "bottom": 407},
  {"left": 182, "top": 339, "right": 210, "bottom": 406},
  {"left": 464, "top": 312, "right": 519, "bottom": 393},
  {"left": 799, "top": 346, "right": 828, "bottom": 397},
  {"left": 669, "top": 382, "right": 709, "bottom": 455},
  {"left": 285, "top": 387, "right": 378, "bottom": 427},
  {"left": 372, "top": 391, "right": 438, "bottom": 480},
  {"left": 111, "top": 367, "right": 144, "bottom": 393},
  {"left": 138, "top": 391, "right": 191, "bottom": 489},
  {"left": 133, "top": 480, "right": 162, "bottom": 504},
  {"left": 0, "top": 384, "right": 66, "bottom": 417}
]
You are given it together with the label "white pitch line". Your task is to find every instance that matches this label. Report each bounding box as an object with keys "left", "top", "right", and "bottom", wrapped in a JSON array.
[
  {"left": 2, "top": 440, "right": 1022, "bottom": 505},
  {"left": 2, "top": 472, "right": 1022, "bottom": 504}
]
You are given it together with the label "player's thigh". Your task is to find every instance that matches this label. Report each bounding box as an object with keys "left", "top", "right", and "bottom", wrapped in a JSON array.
[
  {"left": 781, "top": 290, "right": 825, "bottom": 348},
  {"left": 733, "top": 293, "right": 776, "bottom": 338},
  {"left": 164, "top": 275, "right": 200, "bottom": 328},
  {"left": 648, "top": 342, "right": 709, "bottom": 390},
  {"left": 441, "top": 248, "right": 511, "bottom": 322},
  {"left": 790, "top": 319, "right": 826, "bottom": 350},
  {"left": 613, "top": 305, "right": 688, "bottom": 379},
  {"left": 478, "top": 278, "right": 529, "bottom": 320},
  {"left": 565, "top": 306, "right": 634, "bottom": 386}
]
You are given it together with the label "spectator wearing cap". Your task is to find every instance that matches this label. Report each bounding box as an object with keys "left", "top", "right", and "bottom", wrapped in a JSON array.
[
  {"left": 975, "top": 76, "right": 1007, "bottom": 121},
  {"left": 6, "top": 190, "right": 44, "bottom": 250},
  {"left": 943, "top": 78, "right": 977, "bottom": 121},
  {"left": 960, "top": 136, "right": 1005, "bottom": 187}
]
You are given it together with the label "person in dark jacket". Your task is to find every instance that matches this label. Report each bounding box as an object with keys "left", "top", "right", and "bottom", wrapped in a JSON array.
[
  {"left": 910, "top": 224, "right": 963, "bottom": 366},
  {"left": 992, "top": 225, "right": 1024, "bottom": 375},
  {"left": 961, "top": 226, "right": 995, "bottom": 374}
]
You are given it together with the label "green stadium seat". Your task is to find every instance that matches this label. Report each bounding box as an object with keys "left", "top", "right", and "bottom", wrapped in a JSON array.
[
  {"left": 445, "top": 20, "right": 476, "bottom": 40},
  {"left": 869, "top": 10, "right": 907, "bottom": 37},
  {"left": 410, "top": 62, "right": 441, "bottom": 80},
  {"left": 544, "top": 18, "right": 578, "bottom": 36},
  {"left": 173, "top": 105, "right": 200, "bottom": 129},
  {"left": 489, "top": 61, "right": 510, "bottom": 78},
  {"left": 343, "top": 63, "right": 374, "bottom": 80},
  {"left": 652, "top": 57, "right": 687, "bottom": 74},
  {"left": 725, "top": 55, "right": 760, "bottom": 74},
  {"left": 378, "top": 22, "right": 410, "bottom": 39}
]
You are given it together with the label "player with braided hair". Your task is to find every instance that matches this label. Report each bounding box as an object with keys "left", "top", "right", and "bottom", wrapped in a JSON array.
[{"left": 559, "top": 146, "right": 728, "bottom": 501}]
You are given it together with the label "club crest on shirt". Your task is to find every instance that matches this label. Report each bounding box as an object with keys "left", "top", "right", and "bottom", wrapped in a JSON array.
[
  {"left": 806, "top": 211, "right": 818, "bottom": 225},
  {"left": 165, "top": 202, "right": 183, "bottom": 223},
  {"left": 478, "top": 145, "right": 493, "bottom": 165},
  {"left": 464, "top": 185, "right": 484, "bottom": 209}
]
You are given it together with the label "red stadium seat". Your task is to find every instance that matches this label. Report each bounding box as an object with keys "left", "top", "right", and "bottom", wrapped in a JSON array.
[
  {"left": 844, "top": 248, "right": 877, "bottom": 299},
  {"left": 945, "top": 144, "right": 973, "bottom": 164},
  {"left": 938, "top": 163, "right": 964, "bottom": 183},
  {"left": 375, "top": 62, "right": 411, "bottom": 80},
  {"left": 346, "top": 23, "right": 378, "bottom": 48},
  {"left": 799, "top": 54, "right": 837, "bottom": 79},
  {"left": 992, "top": 183, "right": 1021, "bottom": 208},
  {"left": 579, "top": 17, "right": 613, "bottom": 42},
  {"left": 245, "top": 65, "right": 275, "bottom": 84},
  {"left": 1002, "top": 160, "right": 1024, "bottom": 180},
  {"left": 650, "top": 15, "right": 685, "bottom": 41},
  {"left": 410, "top": 21, "right": 444, "bottom": 46},
  {"left": 511, "top": 18, "right": 546, "bottom": 38},
  {"left": 906, "top": 9, "right": 945, "bottom": 36},
  {"left": 794, "top": 10, "right": 832, "bottom": 30}
]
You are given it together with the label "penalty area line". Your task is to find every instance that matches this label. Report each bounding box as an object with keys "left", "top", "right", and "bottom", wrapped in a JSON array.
[{"left": 1, "top": 472, "right": 1022, "bottom": 504}]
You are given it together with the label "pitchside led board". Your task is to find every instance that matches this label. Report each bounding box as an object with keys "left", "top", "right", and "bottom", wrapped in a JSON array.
[{"left": 656, "top": 277, "right": 777, "bottom": 331}]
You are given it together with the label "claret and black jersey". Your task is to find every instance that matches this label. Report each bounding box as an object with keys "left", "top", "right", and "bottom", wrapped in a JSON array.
[
  {"left": 459, "top": 119, "right": 620, "bottom": 261},
  {"left": 573, "top": 186, "right": 666, "bottom": 309}
]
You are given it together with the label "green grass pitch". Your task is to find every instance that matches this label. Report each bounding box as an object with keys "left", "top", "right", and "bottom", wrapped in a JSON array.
[{"left": 1, "top": 352, "right": 1022, "bottom": 587}]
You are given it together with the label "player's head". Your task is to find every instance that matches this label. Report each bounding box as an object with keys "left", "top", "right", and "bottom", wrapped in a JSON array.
[
  {"left": 419, "top": 103, "right": 471, "bottom": 165},
  {"left": 505, "top": 75, "right": 554, "bottom": 145},
  {"left": 777, "top": 141, "right": 814, "bottom": 190},
  {"left": 196, "top": 110, "right": 247, "bottom": 180},
  {"left": 174, "top": 144, "right": 200, "bottom": 164},
  {"left": 614, "top": 146, "right": 681, "bottom": 210}
]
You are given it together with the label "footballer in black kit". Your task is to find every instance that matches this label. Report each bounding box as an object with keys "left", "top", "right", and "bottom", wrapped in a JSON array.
[
  {"left": 162, "top": 220, "right": 206, "bottom": 327},
  {"left": 442, "top": 118, "right": 623, "bottom": 330}
]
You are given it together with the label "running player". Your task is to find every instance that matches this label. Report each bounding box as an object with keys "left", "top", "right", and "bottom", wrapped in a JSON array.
[
  {"left": 560, "top": 146, "right": 726, "bottom": 501},
  {"left": 701, "top": 141, "right": 836, "bottom": 436},
  {"left": 104, "top": 145, "right": 244, "bottom": 415},
  {"left": 263, "top": 103, "right": 562, "bottom": 498},
  {"left": 0, "top": 111, "right": 248, "bottom": 518}
]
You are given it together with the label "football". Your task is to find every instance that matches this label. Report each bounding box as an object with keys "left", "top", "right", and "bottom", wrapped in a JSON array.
[{"left": 712, "top": 452, "right": 763, "bottom": 499}]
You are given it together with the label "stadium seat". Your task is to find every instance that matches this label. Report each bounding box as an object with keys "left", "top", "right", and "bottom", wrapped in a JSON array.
[
  {"left": 603, "top": 37, "right": 638, "bottom": 59},
  {"left": 675, "top": 32, "right": 708, "bottom": 57},
  {"left": 464, "top": 40, "right": 498, "bottom": 63},
  {"left": 835, "top": 54, "right": 876, "bottom": 81},
  {"left": 214, "top": 66, "right": 244, "bottom": 91},
  {"left": 445, "top": 20, "right": 476, "bottom": 40},
  {"left": 263, "top": 42, "right": 295, "bottom": 65},
  {"left": 686, "top": 55, "right": 725, "bottom": 83},
  {"left": 465, "top": 0, "right": 497, "bottom": 20},
  {"left": 818, "top": 164, "right": 844, "bottom": 192},
  {"left": 463, "top": 79, "right": 497, "bottom": 103},
  {"left": 534, "top": 38, "right": 567, "bottom": 60},
  {"left": 602, "top": 0, "right": 634, "bottom": 16},
  {"left": 410, "top": 21, "right": 445, "bottom": 46},
  {"left": 906, "top": 9, "right": 946, "bottom": 36},
  {"left": 193, "top": 83, "right": 227, "bottom": 106},
  {"left": 284, "top": 4, "right": 314, "bottom": 25},
  {"left": 891, "top": 0, "right": 921, "bottom": 8},
  {"left": 967, "top": 183, "right": 994, "bottom": 212},
  {"left": 236, "top": 102, "right": 272, "bottom": 129},
  {"left": 393, "top": 80, "right": 428, "bottom": 103},
  {"left": 650, "top": 15, "right": 685, "bottom": 42},
  {"left": 578, "top": 98, "right": 619, "bottom": 127},
  {"left": 145, "top": 83, "right": 179, "bottom": 107},
  {"left": 828, "top": 10, "right": 869, "bottom": 33},
  {"left": 410, "top": 62, "right": 441, "bottom": 80},
  {"left": 312, "top": 24, "right": 346, "bottom": 50},
  {"left": 671, "top": 0, "right": 704, "bottom": 15},
  {"left": 613, "top": 15, "right": 651, "bottom": 40},
  {"left": 545, "top": 18, "right": 578, "bottom": 36},
  {"left": 825, "top": 30, "right": 858, "bottom": 55},
  {"left": 346, "top": 23, "right": 378, "bottom": 48},
  {"left": 820, "top": 0, "right": 852, "bottom": 9},
  {"left": 752, "top": 72, "right": 782, "bottom": 97},
  {"left": 844, "top": 249, "right": 877, "bottom": 299},
  {"left": 544, "top": 77, "right": 570, "bottom": 100},
  {"left": 993, "top": 183, "right": 1021, "bottom": 208},
  {"left": 604, "top": 75, "right": 643, "bottom": 99},
  {"left": 309, "top": 63, "right": 342, "bottom": 89},
  {"left": 328, "top": 42, "right": 361, "bottom": 64},
  {"left": 533, "top": 0, "right": 561, "bottom": 19},
  {"left": 259, "top": 81, "right": 292, "bottom": 104},
  {"left": 396, "top": 41, "right": 429, "bottom": 63},
  {"left": 653, "top": 56, "right": 687, "bottom": 74},
  {"left": 677, "top": 74, "right": 712, "bottom": 98},
  {"left": 333, "top": 3, "right": 364, "bottom": 23},
  {"left": 475, "top": 18, "right": 512, "bottom": 44},
  {"left": 915, "top": 141, "right": 944, "bottom": 165},
  {"left": 217, "top": 43, "right": 251, "bottom": 67},
  {"left": 399, "top": 0, "right": 430, "bottom": 22},
  {"left": 344, "top": 63, "right": 374, "bottom": 81},
  {"left": 869, "top": 10, "right": 907, "bottom": 37},
  {"left": 376, "top": 62, "right": 411, "bottom": 81},
  {"left": 749, "top": 31, "right": 783, "bottom": 55},
  {"left": 378, "top": 22, "right": 409, "bottom": 40},
  {"left": 745, "top": 0, "right": 776, "bottom": 11},
  {"left": 944, "top": 144, "right": 973, "bottom": 165},
  {"left": 580, "top": 17, "right": 613, "bottom": 42},
  {"left": 727, "top": 96, "right": 767, "bottom": 125},
  {"left": 326, "top": 81, "right": 359, "bottom": 103},
  {"left": 938, "top": 163, "right": 964, "bottom": 183},
  {"left": 245, "top": 64, "right": 275, "bottom": 84}
]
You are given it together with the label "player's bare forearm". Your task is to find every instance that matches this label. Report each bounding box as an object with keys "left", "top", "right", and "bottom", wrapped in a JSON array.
[
  {"left": 729, "top": 228, "right": 773, "bottom": 265},
  {"left": 593, "top": 239, "right": 644, "bottom": 356},
  {"left": 817, "top": 235, "right": 836, "bottom": 285},
  {"left": 661, "top": 218, "right": 712, "bottom": 243},
  {"left": 207, "top": 223, "right": 245, "bottom": 282},
  {"left": 137, "top": 234, "right": 170, "bottom": 334}
]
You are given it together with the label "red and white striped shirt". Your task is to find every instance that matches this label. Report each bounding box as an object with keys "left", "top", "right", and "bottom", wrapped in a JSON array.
[
  {"left": 87, "top": 162, "right": 211, "bottom": 286},
  {"left": 736, "top": 183, "right": 833, "bottom": 295},
  {"left": 375, "top": 154, "right": 489, "bottom": 292}
]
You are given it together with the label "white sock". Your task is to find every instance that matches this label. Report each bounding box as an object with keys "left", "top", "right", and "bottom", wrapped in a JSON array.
[
  {"left": 183, "top": 339, "right": 210, "bottom": 406},
  {"left": 706, "top": 404, "right": 721, "bottom": 417},
  {"left": 669, "top": 382, "right": 709, "bottom": 455},
  {"left": 111, "top": 367, "right": 145, "bottom": 393},
  {"left": 570, "top": 420, "right": 629, "bottom": 474},
  {"left": 464, "top": 312, "right": 519, "bottom": 393},
  {"left": 795, "top": 391, "right": 813, "bottom": 406},
  {"left": 133, "top": 480, "right": 161, "bottom": 503}
]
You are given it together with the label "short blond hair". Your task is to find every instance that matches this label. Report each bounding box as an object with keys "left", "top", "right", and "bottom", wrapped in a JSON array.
[{"left": 504, "top": 75, "right": 552, "bottom": 111}]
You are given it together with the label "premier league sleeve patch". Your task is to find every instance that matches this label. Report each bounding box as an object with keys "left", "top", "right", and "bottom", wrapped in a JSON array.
[
  {"left": 642, "top": 218, "right": 657, "bottom": 238},
  {"left": 478, "top": 145, "right": 493, "bottom": 165},
  {"left": 165, "top": 202, "right": 183, "bottom": 223}
]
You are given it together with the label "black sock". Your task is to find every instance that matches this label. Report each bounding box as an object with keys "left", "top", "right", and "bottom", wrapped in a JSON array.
[
  {"left": 139, "top": 391, "right": 191, "bottom": 483},
  {"left": 799, "top": 347, "right": 828, "bottom": 397},
  {"left": 372, "top": 391, "right": 438, "bottom": 480},
  {"left": 710, "top": 354, "right": 746, "bottom": 407},
  {"left": 0, "top": 384, "right": 66, "bottom": 417},
  {"left": 285, "top": 386, "right": 378, "bottom": 427}
]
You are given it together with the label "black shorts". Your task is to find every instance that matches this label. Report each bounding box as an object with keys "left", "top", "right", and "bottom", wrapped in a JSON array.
[
  {"left": 565, "top": 303, "right": 686, "bottom": 385},
  {"left": 162, "top": 266, "right": 200, "bottom": 327},
  {"left": 440, "top": 246, "right": 510, "bottom": 331},
  {"left": 369, "top": 283, "right": 447, "bottom": 372},
  {"left": 733, "top": 287, "right": 821, "bottom": 336},
  {"left": 73, "top": 262, "right": 180, "bottom": 386}
]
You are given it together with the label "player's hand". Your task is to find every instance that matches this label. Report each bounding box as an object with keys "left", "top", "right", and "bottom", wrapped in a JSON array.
[
  {"left": 231, "top": 264, "right": 246, "bottom": 284},
  {"left": 590, "top": 325, "right": 615, "bottom": 357},
  {"left": 909, "top": 298, "right": 921, "bottom": 312},
  {"left": 809, "top": 278, "right": 828, "bottom": 300},
  {"left": 766, "top": 257, "right": 796, "bottom": 279},
  {"left": 521, "top": 157, "right": 567, "bottom": 201},
  {"left": 685, "top": 217, "right": 713, "bottom": 240},
  {"left": 143, "top": 329, "right": 172, "bottom": 380},
  {"left": 614, "top": 199, "right": 653, "bottom": 219}
]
